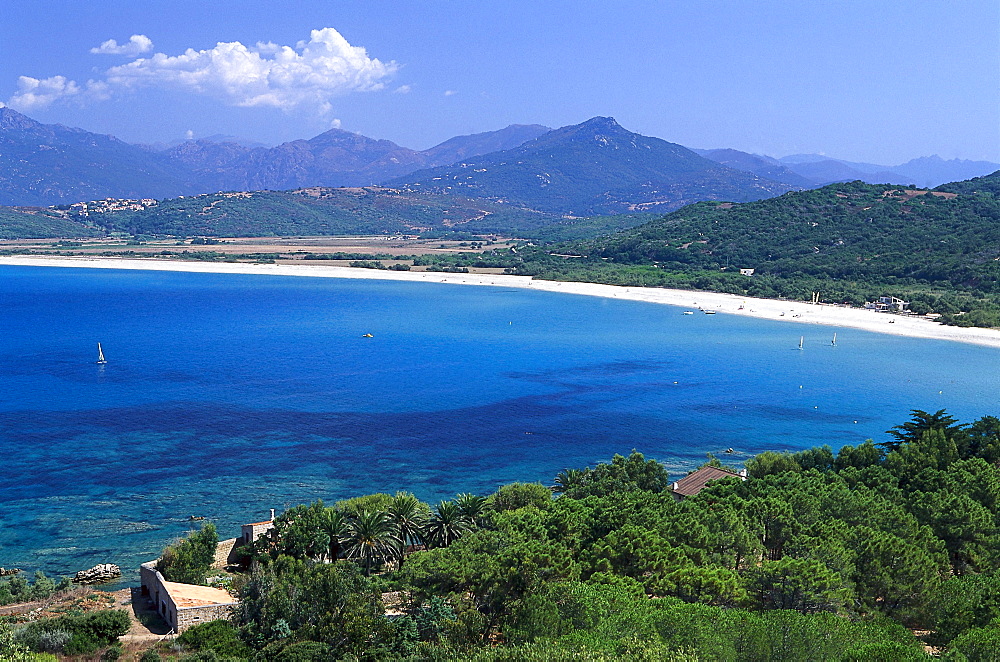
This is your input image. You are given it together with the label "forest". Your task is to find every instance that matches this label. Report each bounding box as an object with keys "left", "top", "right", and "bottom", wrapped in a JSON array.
[
  {"left": 7, "top": 410, "right": 1000, "bottom": 660},
  {"left": 510, "top": 172, "right": 1000, "bottom": 327}
]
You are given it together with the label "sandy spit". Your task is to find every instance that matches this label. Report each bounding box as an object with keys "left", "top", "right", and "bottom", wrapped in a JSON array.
[{"left": 4, "top": 255, "right": 1000, "bottom": 349}]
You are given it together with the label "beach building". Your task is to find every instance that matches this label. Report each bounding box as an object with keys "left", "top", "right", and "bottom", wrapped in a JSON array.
[
  {"left": 671, "top": 466, "right": 747, "bottom": 501},
  {"left": 739, "top": 268, "right": 755, "bottom": 276},
  {"left": 139, "top": 511, "right": 275, "bottom": 633},
  {"left": 241, "top": 509, "right": 276, "bottom": 545},
  {"left": 865, "top": 296, "right": 909, "bottom": 312},
  {"left": 139, "top": 562, "right": 237, "bottom": 633}
]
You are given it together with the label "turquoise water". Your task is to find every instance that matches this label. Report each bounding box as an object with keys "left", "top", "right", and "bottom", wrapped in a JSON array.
[{"left": 2, "top": 265, "right": 998, "bottom": 582}]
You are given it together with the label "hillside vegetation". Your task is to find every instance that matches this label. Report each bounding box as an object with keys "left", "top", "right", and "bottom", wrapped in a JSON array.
[
  {"left": 507, "top": 172, "right": 1000, "bottom": 326},
  {"left": 38, "top": 409, "right": 1000, "bottom": 661}
]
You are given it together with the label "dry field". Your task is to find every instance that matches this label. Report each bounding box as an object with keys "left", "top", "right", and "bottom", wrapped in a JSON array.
[{"left": 0, "top": 235, "right": 517, "bottom": 274}]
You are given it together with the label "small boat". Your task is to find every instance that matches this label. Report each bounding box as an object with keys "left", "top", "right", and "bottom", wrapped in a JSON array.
[
  {"left": 96, "top": 342, "right": 107, "bottom": 364},
  {"left": 362, "top": 333, "right": 374, "bottom": 338},
  {"left": 704, "top": 310, "right": 717, "bottom": 315},
  {"left": 831, "top": 333, "right": 837, "bottom": 346},
  {"left": 724, "top": 447, "right": 735, "bottom": 454},
  {"left": 798, "top": 336, "right": 804, "bottom": 350},
  {"left": 682, "top": 311, "right": 695, "bottom": 315}
]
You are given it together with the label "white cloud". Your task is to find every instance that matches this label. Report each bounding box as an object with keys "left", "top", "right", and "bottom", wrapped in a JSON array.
[
  {"left": 105, "top": 28, "right": 396, "bottom": 111},
  {"left": 394, "top": 84, "right": 411, "bottom": 94},
  {"left": 329, "top": 118, "right": 342, "bottom": 129},
  {"left": 6, "top": 28, "right": 396, "bottom": 115},
  {"left": 91, "top": 35, "right": 154, "bottom": 56},
  {"left": 444, "top": 89, "right": 457, "bottom": 97},
  {"left": 6, "top": 75, "right": 109, "bottom": 110},
  {"left": 185, "top": 129, "right": 194, "bottom": 140}
]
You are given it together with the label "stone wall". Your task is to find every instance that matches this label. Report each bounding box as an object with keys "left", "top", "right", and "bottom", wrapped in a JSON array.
[
  {"left": 139, "top": 560, "right": 236, "bottom": 633},
  {"left": 176, "top": 602, "right": 236, "bottom": 631},
  {"left": 213, "top": 538, "right": 238, "bottom": 570},
  {"left": 140, "top": 561, "right": 178, "bottom": 631}
]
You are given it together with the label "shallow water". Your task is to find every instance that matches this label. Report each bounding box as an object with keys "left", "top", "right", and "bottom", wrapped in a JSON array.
[{"left": 1, "top": 265, "right": 997, "bottom": 581}]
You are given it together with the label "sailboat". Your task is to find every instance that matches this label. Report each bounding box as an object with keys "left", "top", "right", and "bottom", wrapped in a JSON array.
[
  {"left": 96, "top": 342, "right": 107, "bottom": 364},
  {"left": 798, "top": 336, "right": 804, "bottom": 350},
  {"left": 831, "top": 333, "right": 837, "bottom": 346}
]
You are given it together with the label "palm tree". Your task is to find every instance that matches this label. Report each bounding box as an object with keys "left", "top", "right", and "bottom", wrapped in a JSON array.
[
  {"left": 321, "top": 507, "right": 348, "bottom": 562},
  {"left": 424, "top": 500, "right": 472, "bottom": 549},
  {"left": 343, "top": 510, "right": 402, "bottom": 574},
  {"left": 455, "top": 493, "right": 488, "bottom": 527},
  {"left": 554, "top": 468, "right": 587, "bottom": 494},
  {"left": 387, "top": 493, "right": 427, "bottom": 564}
]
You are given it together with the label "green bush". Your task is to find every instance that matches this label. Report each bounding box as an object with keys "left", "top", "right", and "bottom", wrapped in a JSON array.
[
  {"left": 158, "top": 522, "right": 219, "bottom": 584},
  {"left": 949, "top": 627, "right": 1000, "bottom": 662},
  {"left": 19, "top": 609, "right": 130, "bottom": 656},
  {"left": 177, "top": 619, "right": 250, "bottom": 658}
]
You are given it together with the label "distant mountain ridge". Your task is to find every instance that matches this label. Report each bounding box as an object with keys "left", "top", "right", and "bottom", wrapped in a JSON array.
[
  {"left": 388, "top": 117, "right": 799, "bottom": 216},
  {"left": 0, "top": 109, "right": 551, "bottom": 205},
  {"left": 0, "top": 108, "right": 196, "bottom": 206},
  {"left": 697, "top": 149, "right": 1000, "bottom": 188},
  {"left": 2, "top": 106, "right": 996, "bottom": 209}
]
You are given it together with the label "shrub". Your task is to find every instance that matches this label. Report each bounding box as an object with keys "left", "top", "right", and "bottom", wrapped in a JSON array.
[
  {"left": 176, "top": 619, "right": 250, "bottom": 658},
  {"left": 158, "top": 522, "right": 219, "bottom": 584},
  {"left": 36, "top": 629, "right": 72, "bottom": 653},
  {"left": 19, "top": 609, "right": 131, "bottom": 656},
  {"left": 949, "top": 627, "right": 1000, "bottom": 662}
]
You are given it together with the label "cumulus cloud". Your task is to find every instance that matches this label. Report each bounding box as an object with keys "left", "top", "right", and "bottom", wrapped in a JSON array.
[
  {"left": 443, "top": 89, "right": 457, "bottom": 97},
  {"left": 7, "top": 75, "right": 110, "bottom": 110},
  {"left": 329, "top": 118, "right": 342, "bottom": 129},
  {"left": 91, "top": 34, "right": 154, "bottom": 56},
  {"left": 6, "top": 28, "right": 396, "bottom": 114},
  {"left": 105, "top": 28, "right": 395, "bottom": 111}
]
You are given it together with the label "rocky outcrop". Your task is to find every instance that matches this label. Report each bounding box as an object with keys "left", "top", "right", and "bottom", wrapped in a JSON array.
[
  {"left": 73, "top": 563, "right": 121, "bottom": 584},
  {"left": 0, "top": 567, "right": 20, "bottom": 576}
]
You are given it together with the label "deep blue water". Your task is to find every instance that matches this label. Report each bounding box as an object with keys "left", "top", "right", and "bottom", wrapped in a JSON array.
[{"left": 2, "top": 265, "right": 998, "bottom": 581}]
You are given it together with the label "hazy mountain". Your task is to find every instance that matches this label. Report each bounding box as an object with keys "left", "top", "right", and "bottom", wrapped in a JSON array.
[
  {"left": 694, "top": 148, "right": 814, "bottom": 187},
  {"left": 775, "top": 153, "right": 1000, "bottom": 188},
  {"left": 0, "top": 110, "right": 555, "bottom": 205},
  {"left": 0, "top": 108, "right": 197, "bottom": 206},
  {"left": 420, "top": 124, "right": 551, "bottom": 166},
  {"left": 389, "top": 117, "right": 799, "bottom": 216},
  {"left": 162, "top": 124, "right": 553, "bottom": 192},
  {"left": 779, "top": 158, "right": 911, "bottom": 186},
  {"left": 893, "top": 156, "right": 1000, "bottom": 188}
]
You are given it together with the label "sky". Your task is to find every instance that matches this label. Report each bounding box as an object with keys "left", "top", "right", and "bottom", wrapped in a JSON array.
[{"left": 2, "top": 0, "right": 998, "bottom": 164}]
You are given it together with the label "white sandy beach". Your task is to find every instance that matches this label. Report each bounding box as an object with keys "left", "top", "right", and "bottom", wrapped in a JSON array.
[{"left": 4, "top": 255, "right": 1000, "bottom": 349}]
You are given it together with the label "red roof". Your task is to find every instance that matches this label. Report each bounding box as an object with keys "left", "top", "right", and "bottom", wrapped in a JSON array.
[{"left": 672, "top": 466, "right": 742, "bottom": 497}]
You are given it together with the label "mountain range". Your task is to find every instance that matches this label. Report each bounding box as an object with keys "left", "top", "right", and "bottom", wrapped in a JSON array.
[
  {"left": 1, "top": 107, "right": 997, "bottom": 218},
  {"left": 388, "top": 117, "right": 797, "bottom": 216},
  {"left": 694, "top": 148, "right": 1000, "bottom": 189}
]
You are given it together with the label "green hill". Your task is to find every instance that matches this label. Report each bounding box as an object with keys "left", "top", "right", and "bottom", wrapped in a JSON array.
[
  {"left": 514, "top": 173, "right": 1000, "bottom": 326},
  {"left": 0, "top": 206, "right": 99, "bottom": 239},
  {"left": 80, "top": 187, "right": 568, "bottom": 237}
]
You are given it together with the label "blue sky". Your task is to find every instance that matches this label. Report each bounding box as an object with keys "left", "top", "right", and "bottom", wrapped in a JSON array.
[{"left": 2, "top": 0, "right": 998, "bottom": 163}]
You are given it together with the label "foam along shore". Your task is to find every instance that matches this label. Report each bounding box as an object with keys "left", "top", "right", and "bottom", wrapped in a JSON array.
[{"left": 4, "top": 255, "right": 1000, "bottom": 349}]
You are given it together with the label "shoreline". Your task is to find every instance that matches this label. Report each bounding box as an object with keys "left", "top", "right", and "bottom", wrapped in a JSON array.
[{"left": 4, "top": 255, "right": 1000, "bottom": 349}]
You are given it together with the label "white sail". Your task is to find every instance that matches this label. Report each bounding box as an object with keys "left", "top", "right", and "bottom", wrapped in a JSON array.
[
  {"left": 798, "top": 336, "right": 804, "bottom": 350},
  {"left": 96, "top": 342, "right": 107, "bottom": 364}
]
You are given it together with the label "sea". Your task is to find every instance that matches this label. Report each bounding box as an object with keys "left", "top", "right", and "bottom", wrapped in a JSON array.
[{"left": 2, "top": 264, "right": 998, "bottom": 583}]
